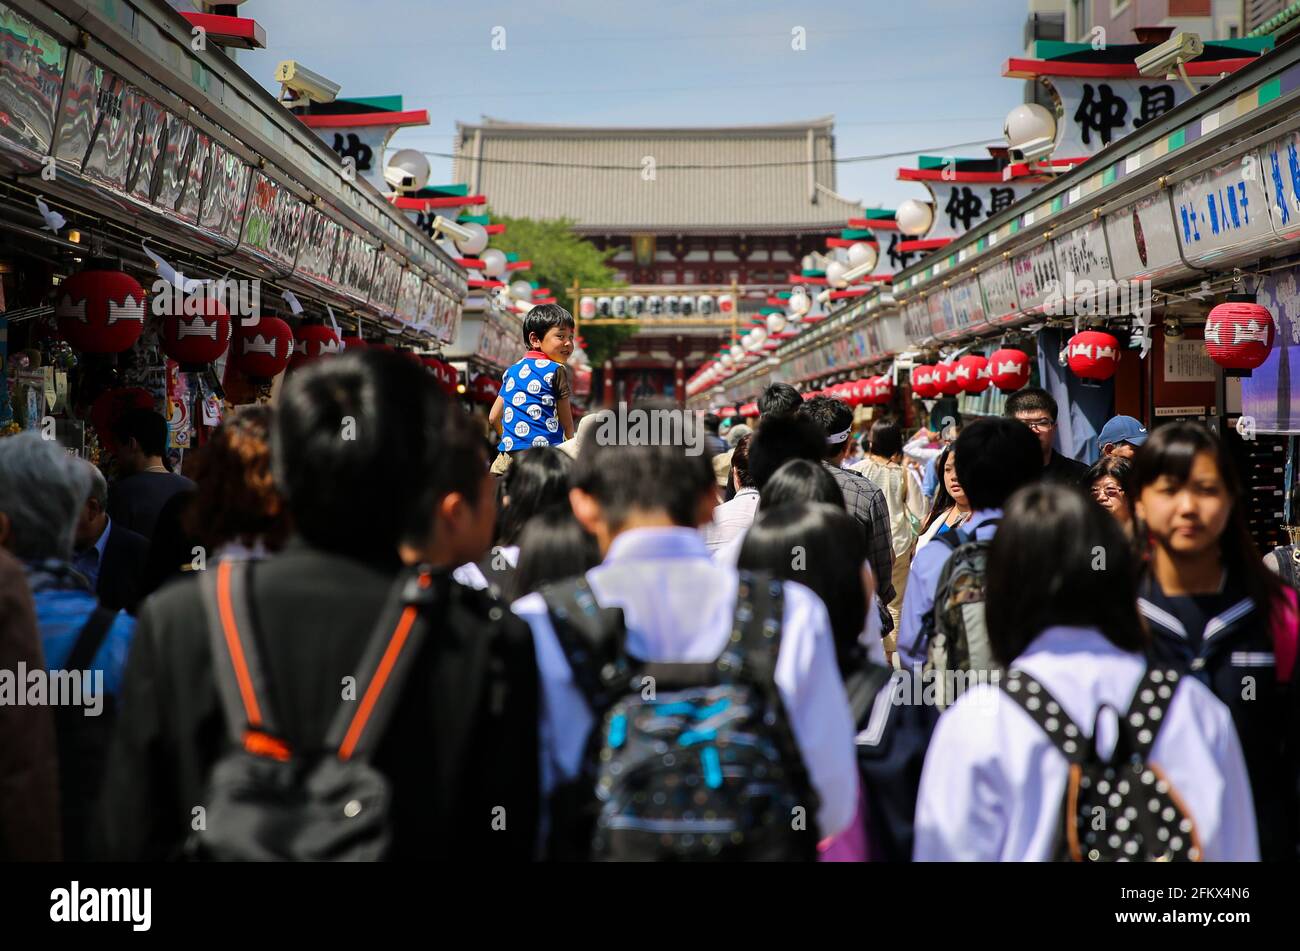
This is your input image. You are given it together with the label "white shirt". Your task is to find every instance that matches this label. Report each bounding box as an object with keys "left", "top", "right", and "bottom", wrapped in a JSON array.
[
  {"left": 914, "top": 626, "right": 1259, "bottom": 862},
  {"left": 701, "top": 487, "right": 760, "bottom": 553},
  {"left": 512, "top": 526, "right": 859, "bottom": 839},
  {"left": 453, "top": 545, "right": 519, "bottom": 590}
]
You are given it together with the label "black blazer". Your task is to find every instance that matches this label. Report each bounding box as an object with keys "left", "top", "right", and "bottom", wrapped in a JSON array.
[
  {"left": 96, "top": 541, "right": 540, "bottom": 861},
  {"left": 96, "top": 522, "right": 149, "bottom": 615}
]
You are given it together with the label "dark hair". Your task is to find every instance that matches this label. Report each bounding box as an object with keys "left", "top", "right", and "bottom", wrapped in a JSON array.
[
  {"left": 513, "top": 507, "right": 601, "bottom": 598},
  {"left": 739, "top": 502, "right": 867, "bottom": 675},
  {"left": 867, "top": 417, "right": 903, "bottom": 459},
  {"left": 184, "top": 405, "right": 288, "bottom": 552},
  {"left": 1005, "top": 386, "right": 1058, "bottom": 422},
  {"left": 796, "top": 396, "right": 854, "bottom": 460},
  {"left": 1129, "top": 421, "right": 1283, "bottom": 614},
  {"left": 1086, "top": 454, "right": 1133, "bottom": 491},
  {"left": 704, "top": 413, "right": 721, "bottom": 435},
  {"left": 497, "top": 447, "right": 572, "bottom": 546},
  {"left": 570, "top": 399, "right": 714, "bottom": 530},
  {"left": 747, "top": 414, "right": 825, "bottom": 489},
  {"left": 757, "top": 382, "right": 803, "bottom": 420},
  {"left": 921, "top": 445, "right": 958, "bottom": 534},
  {"left": 114, "top": 408, "right": 169, "bottom": 459},
  {"left": 759, "top": 459, "right": 845, "bottom": 511},
  {"left": 952, "top": 417, "right": 1042, "bottom": 511},
  {"left": 522, "top": 303, "right": 575, "bottom": 347},
  {"left": 730, "top": 434, "right": 754, "bottom": 489},
  {"left": 985, "top": 483, "right": 1146, "bottom": 666},
  {"left": 274, "top": 350, "right": 479, "bottom": 560}
]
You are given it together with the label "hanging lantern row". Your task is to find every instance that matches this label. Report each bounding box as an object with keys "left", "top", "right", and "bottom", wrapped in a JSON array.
[
  {"left": 580, "top": 294, "right": 735, "bottom": 319},
  {"left": 910, "top": 349, "right": 1032, "bottom": 397}
]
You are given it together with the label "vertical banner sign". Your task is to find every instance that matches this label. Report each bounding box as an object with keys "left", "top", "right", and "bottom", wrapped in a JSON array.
[
  {"left": 978, "top": 258, "right": 1020, "bottom": 326},
  {"left": 1260, "top": 129, "right": 1300, "bottom": 243},
  {"left": 922, "top": 181, "right": 1040, "bottom": 241},
  {"left": 1047, "top": 77, "right": 1206, "bottom": 159},
  {"left": 1243, "top": 267, "right": 1300, "bottom": 434},
  {"left": 1172, "top": 154, "right": 1276, "bottom": 266},
  {"left": 1012, "top": 242, "right": 1061, "bottom": 315}
]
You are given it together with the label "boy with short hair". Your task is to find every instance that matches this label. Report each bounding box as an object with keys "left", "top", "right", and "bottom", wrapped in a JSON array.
[{"left": 489, "top": 304, "right": 576, "bottom": 476}]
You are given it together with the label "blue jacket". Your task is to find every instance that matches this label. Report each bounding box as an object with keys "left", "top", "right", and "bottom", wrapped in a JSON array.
[{"left": 24, "top": 560, "right": 135, "bottom": 699}]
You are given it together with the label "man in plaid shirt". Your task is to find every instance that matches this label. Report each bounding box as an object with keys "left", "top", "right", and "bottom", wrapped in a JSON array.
[{"left": 796, "top": 397, "right": 896, "bottom": 634}]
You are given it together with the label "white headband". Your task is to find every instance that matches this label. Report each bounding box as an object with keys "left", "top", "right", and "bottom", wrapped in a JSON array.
[{"left": 827, "top": 428, "right": 851, "bottom": 445}]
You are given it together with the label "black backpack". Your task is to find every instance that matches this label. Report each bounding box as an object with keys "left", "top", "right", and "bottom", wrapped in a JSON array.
[
  {"left": 55, "top": 605, "right": 118, "bottom": 861},
  {"left": 1000, "top": 666, "right": 1202, "bottom": 862},
  {"left": 186, "top": 560, "right": 434, "bottom": 861},
  {"left": 541, "top": 571, "right": 818, "bottom": 861},
  {"left": 921, "top": 520, "right": 1001, "bottom": 708}
]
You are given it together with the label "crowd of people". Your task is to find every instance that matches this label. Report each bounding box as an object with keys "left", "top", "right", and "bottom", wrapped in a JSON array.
[{"left": 0, "top": 302, "right": 1296, "bottom": 862}]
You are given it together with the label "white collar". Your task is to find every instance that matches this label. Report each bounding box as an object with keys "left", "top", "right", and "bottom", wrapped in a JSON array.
[{"left": 605, "top": 526, "right": 710, "bottom": 565}]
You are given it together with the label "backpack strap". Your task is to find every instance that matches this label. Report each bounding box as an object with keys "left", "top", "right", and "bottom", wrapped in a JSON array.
[
  {"left": 200, "top": 560, "right": 286, "bottom": 757},
  {"left": 540, "top": 576, "right": 631, "bottom": 713},
  {"left": 718, "top": 571, "right": 785, "bottom": 689},
  {"left": 1269, "top": 587, "right": 1298, "bottom": 683},
  {"left": 325, "top": 567, "right": 437, "bottom": 761},
  {"left": 1000, "top": 669, "right": 1087, "bottom": 764},
  {"left": 65, "top": 606, "right": 117, "bottom": 672},
  {"left": 1122, "top": 667, "right": 1184, "bottom": 760}
]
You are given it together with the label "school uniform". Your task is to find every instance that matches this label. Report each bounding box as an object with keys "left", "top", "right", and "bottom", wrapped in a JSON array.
[
  {"left": 1138, "top": 574, "right": 1300, "bottom": 861},
  {"left": 914, "top": 626, "right": 1259, "bottom": 861},
  {"left": 512, "top": 526, "right": 860, "bottom": 840}
]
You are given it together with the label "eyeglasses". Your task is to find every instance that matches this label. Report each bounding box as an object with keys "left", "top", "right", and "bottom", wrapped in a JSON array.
[
  {"left": 1018, "top": 417, "right": 1055, "bottom": 432},
  {"left": 1091, "top": 485, "right": 1125, "bottom": 501}
]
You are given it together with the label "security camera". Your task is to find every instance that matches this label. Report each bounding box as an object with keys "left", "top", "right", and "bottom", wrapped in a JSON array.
[
  {"left": 383, "top": 167, "right": 418, "bottom": 191},
  {"left": 1008, "top": 136, "right": 1056, "bottom": 164},
  {"left": 1135, "top": 31, "right": 1204, "bottom": 77},
  {"left": 275, "top": 60, "right": 341, "bottom": 105}
]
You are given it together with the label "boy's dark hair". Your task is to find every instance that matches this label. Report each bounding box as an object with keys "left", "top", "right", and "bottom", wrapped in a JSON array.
[
  {"left": 796, "top": 396, "right": 854, "bottom": 460},
  {"left": 570, "top": 400, "right": 714, "bottom": 530},
  {"left": 1005, "top": 386, "right": 1058, "bottom": 422},
  {"left": 497, "top": 447, "right": 572, "bottom": 546},
  {"left": 986, "top": 483, "right": 1145, "bottom": 666},
  {"left": 731, "top": 434, "right": 754, "bottom": 488},
  {"left": 703, "top": 413, "right": 721, "bottom": 435},
  {"left": 868, "top": 417, "right": 903, "bottom": 459},
  {"left": 273, "top": 350, "right": 484, "bottom": 559},
  {"left": 522, "top": 303, "right": 575, "bottom": 348},
  {"left": 757, "top": 382, "right": 803, "bottom": 420},
  {"left": 114, "top": 408, "right": 169, "bottom": 458},
  {"left": 747, "top": 414, "right": 825, "bottom": 489},
  {"left": 952, "top": 417, "right": 1042, "bottom": 511},
  {"left": 759, "top": 459, "right": 845, "bottom": 511}
]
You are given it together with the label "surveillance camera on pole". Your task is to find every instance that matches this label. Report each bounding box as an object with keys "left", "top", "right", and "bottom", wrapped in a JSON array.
[
  {"left": 275, "top": 60, "right": 341, "bottom": 105},
  {"left": 1135, "top": 31, "right": 1205, "bottom": 94}
]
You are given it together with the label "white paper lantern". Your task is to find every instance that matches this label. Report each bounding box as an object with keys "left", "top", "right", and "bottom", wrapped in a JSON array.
[
  {"left": 744, "top": 326, "right": 768, "bottom": 351},
  {"left": 1004, "top": 102, "right": 1056, "bottom": 150},
  {"left": 612, "top": 296, "right": 627, "bottom": 317},
  {"left": 766, "top": 312, "right": 787, "bottom": 334},
  {"left": 697, "top": 294, "right": 715, "bottom": 315},
  {"left": 720, "top": 353, "right": 734, "bottom": 369},
  {"left": 579, "top": 296, "right": 596, "bottom": 318},
  {"left": 847, "top": 241, "right": 878, "bottom": 272},
  {"left": 480, "top": 248, "right": 507, "bottom": 278},
  {"left": 718, "top": 294, "right": 733, "bottom": 314},
  {"left": 384, "top": 148, "right": 430, "bottom": 193},
  {"left": 788, "top": 287, "right": 812, "bottom": 317},
  {"left": 896, "top": 199, "right": 934, "bottom": 237},
  {"left": 596, "top": 296, "right": 612, "bottom": 317},
  {"left": 511, "top": 280, "right": 534, "bottom": 300},
  {"left": 825, "top": 260, "right": 849, "bottom": 289},
  {"left": 455, "top": 221, "right": 489, "bottom": 255},
  {"left": 730, "top": 344, "right": 745, "bottom": 362}
]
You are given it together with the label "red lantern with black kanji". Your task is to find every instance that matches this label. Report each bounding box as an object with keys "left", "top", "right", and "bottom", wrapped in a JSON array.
[
  {"left": 160, "top": 293, "right": 232, "bottom": 366},
  {"left": 230, "top": 315, "right": 292, "bottom": 380},
  {"left": 953, "top": 354, "right": 991, "bottom": 394},
  {"left": 469, "top": 373, "right": 500, "bottom": 404},
  {"left": 56, "top": 265, "right": 146, "bottom": 353},
  {"left": 933, "top": 362, "right": 963, "bottom": 397},
  {"left": 989, "top": 348, "right": 1031, "bottom": 392},
  {"left": 1067, "top": 330, "right": 1121, "bottom": 382},
  {"left": 1204, "top": 298, "right": 1275, "bottom": 375},
  {"left": 912, "top": 365, "right": 938, "bottom": 399},
  {"left": 289, "top": 324, "right": 341, "bottom": 370}
]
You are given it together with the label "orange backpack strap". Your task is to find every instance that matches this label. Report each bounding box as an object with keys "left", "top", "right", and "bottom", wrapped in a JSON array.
[
  {"left": 200, "top": 560, "right": 287, "bottom": 758},
  {"left": 325, "top": 568, "right": 436, "bottom": 761}
]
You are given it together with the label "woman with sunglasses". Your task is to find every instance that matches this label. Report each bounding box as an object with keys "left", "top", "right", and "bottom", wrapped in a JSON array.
[
  {"left": 1085, "top": 455, "right": 1134, "bottom": 537},
  {"left": 1130, "top": 421, "right": 1300, "bottom": 862}
]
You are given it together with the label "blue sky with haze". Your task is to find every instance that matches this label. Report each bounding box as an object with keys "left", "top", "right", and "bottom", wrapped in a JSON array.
[{"left": 244, "top": 0, "right": 1028, "bottom": 209}]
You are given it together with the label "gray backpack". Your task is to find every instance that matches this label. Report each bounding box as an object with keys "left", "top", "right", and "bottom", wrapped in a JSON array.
[
  {"left": 186, "top": 560, "right": 433, "bottom": 861},
  {"left": 922, "top": 520, "right": 1001, "bottom": 708}
]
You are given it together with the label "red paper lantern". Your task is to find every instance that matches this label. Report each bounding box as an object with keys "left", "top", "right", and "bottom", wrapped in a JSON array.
[
  {"left": 1204, "top": 299, "right": 1275, "bottom": 374},
  {"left": 989, "top": 348, "right": 1031, "bottom": 392},
  {"left": 719, "top": 406, "right": 738, "bottom": 417},
  {"left": 160, "top": 294, "right": 232, "bottom": 366},
  {"left": 289, "top": 324, "right": 341, "bottom": 370},
  {"left": 933, "top": 362, "right": 963, "bottom": 397},
  {"left": 56, "top": 266, "right": 146, "bottom": 353},
  {"left": 343, "top": 336, "right": 369, "bottom": 351},
  {"left": 911, "top": 365, "right": 938, "bottom": 399},
  {"left": 422, "top": 357, "right": 458, "bottom": 396},
  {"left": 953, "top": 354, "right": 991, "bottom": 394},
  {"left": 870, "top": 375, "right": 894, "bottom": 404},
  {"left": 90, "top": 387, "right": 154, "bottom": 453},
  {"left": 230, "top": 315, "right": 292, "bottom": 379},
  {"left": 740, "top": 402, "right": 759, "bottom": 418},
  {"left": 847, "top": 380, "right": 868, "bottom": 406},
  {"left": 469, "top": 373, "right": 500, "bottom": 404},
  {"left": 1067, "top": 330, "right": 1121, "bottom": 382}
]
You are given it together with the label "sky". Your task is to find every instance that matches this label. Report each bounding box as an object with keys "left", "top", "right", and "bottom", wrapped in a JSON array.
[{"left": 240, "top": 0, "right": 1030, "bottom": 209}]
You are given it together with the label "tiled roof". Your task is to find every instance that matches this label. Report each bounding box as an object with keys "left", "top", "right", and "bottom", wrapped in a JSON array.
[{"left": 452, "top": 116, "right": 863, "bottom": 232}]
